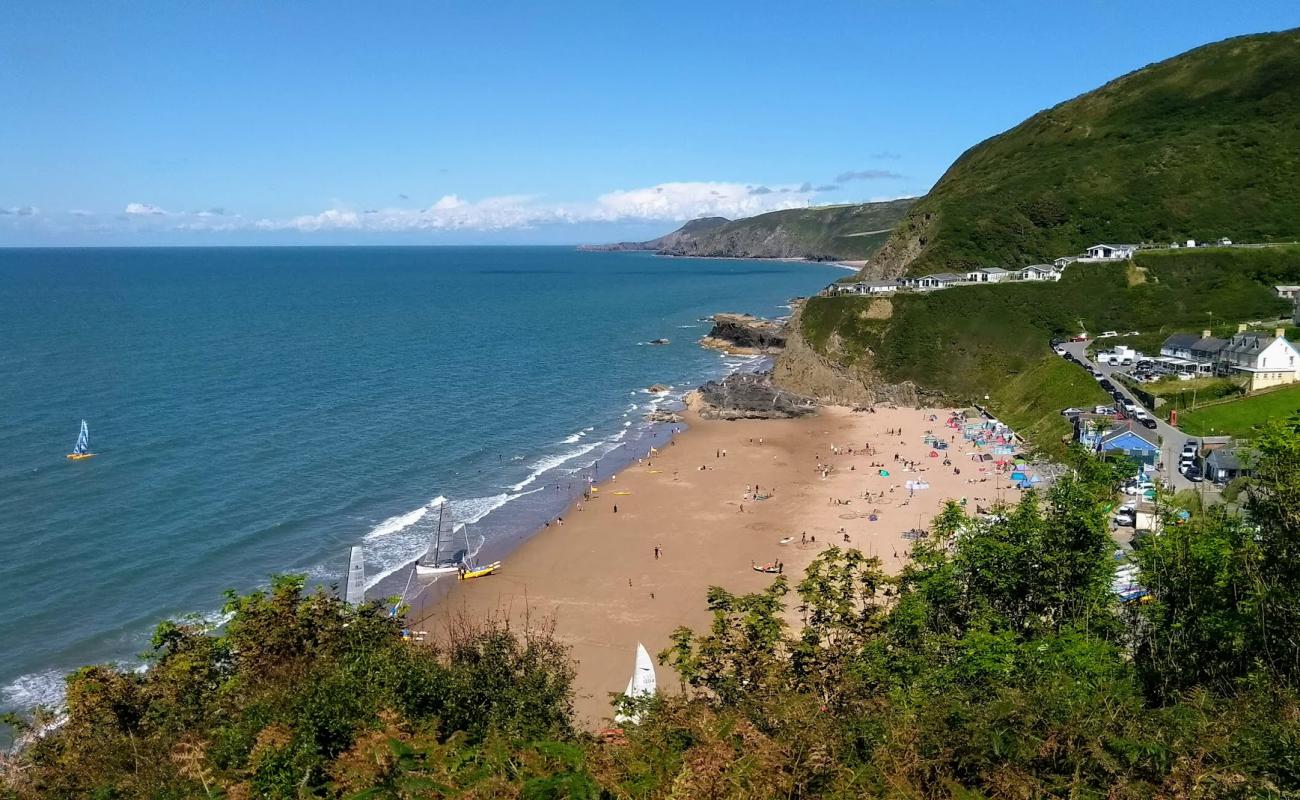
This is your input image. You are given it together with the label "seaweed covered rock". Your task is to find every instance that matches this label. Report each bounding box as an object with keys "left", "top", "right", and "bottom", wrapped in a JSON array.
[{"left": 689, "top": 372, "right": 816, "bottom": 420}]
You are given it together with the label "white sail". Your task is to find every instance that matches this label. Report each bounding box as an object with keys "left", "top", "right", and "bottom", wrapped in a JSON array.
[
  {"left": 345, "top": 545, "right": 366, "bottom": 605},
  {"left": 614, "top": 642, "right": 657, "bottom": 725},
  {"left": 73, "top": 420, "right": 90, "bottom": 455},
  {"left": 415, "top": 500, "right": 465, "bottom": 576}
]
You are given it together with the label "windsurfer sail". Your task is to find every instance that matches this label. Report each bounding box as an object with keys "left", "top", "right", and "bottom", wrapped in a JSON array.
[{"left": 66, "top": 420, "right": 95, "bottom": 461}]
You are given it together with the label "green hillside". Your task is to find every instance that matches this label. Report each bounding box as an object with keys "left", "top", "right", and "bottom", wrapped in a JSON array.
[
  {"left": 803, "top": 247, "right": 1300, "bottom": 450},
  {"left": 585, "top": 198, "right": 916, "bottom": 261},
  {"left": 662, "top": 200, "right": 916, "bottom": 261},
  {"left": 868, "top": 28, "right": 1300, "bottom": 277}
]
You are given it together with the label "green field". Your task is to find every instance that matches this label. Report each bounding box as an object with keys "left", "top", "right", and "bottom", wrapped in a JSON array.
[{"left": 1179, "top": 383, "right": 1300, "bottom": 437}]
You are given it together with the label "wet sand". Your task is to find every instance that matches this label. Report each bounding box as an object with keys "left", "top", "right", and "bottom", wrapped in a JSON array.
[{"left": 410, "top": 404, "right": 1020, "bottom": 727}]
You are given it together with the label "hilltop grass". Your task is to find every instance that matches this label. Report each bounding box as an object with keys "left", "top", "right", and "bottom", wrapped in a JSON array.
[
  {"left": 870, "top": 29, "right": 1300, "bottom": 276},
  {"left": 1180, "top": 383, "right": 1300, "bottom": 437}
]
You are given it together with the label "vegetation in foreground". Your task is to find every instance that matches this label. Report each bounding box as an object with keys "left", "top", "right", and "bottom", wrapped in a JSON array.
[
  {"left": 5, "top": 430, "right": 1300, "bottom": 798},
  {"left": 867, "top": 28, "right": 1300, "bottom": 276}
]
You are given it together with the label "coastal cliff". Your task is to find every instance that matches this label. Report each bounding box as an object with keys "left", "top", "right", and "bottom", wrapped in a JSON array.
[
  {"left": 581, "top": 200, "right": 915, "bottom": 262},
  {"left": 771, "top": 301, "right": 925, "bottom": 407}
]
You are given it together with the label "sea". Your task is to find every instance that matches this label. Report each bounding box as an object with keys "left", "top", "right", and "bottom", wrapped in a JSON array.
[{"left": 0, "top": 246, "right": 839, "bottom": 712}]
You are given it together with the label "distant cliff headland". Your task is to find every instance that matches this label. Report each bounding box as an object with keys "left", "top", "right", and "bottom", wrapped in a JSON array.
[{"left": 580, "top": 199, "right": 916, "bottom": 262}]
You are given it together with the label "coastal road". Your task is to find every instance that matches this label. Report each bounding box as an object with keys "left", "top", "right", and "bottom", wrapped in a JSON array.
[{"left": 1061, "top": 341, "right": 1201, "bottom": 493}]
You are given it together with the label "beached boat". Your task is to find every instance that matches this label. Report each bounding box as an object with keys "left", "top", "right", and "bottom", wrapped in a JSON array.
[
  {"left": 614, "top": 642, "right": 657, "bottom": 725},
  {"left": 458, "top": 560, "right": 501, "bottom": 580},
  {"left": 66, "top": 420, "right": 95, "bottom": 461},
  {"left": 414, "top": 501, "right": 467, "bottom": 577},
  {"left": 345, "top": 545, "right": 366, "bottom": 605}
]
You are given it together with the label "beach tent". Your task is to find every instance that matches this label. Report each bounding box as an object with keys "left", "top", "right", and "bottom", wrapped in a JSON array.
[
  {"left": 878, "top": 469, "right": 890, "bottom": 477},
  {"left": 1010, "top": 471, "right": 1027, "bottom": 481}
]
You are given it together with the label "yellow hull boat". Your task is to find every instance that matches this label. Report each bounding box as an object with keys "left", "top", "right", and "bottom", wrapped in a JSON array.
[
  {"left": 66, "top": 453, "right": 96, "bottom": 461},
  {"left": 459, "top": 561, "right": 501, "bottom": 580}
]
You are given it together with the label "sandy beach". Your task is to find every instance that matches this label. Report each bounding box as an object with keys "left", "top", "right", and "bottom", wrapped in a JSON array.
[{"left": 410, "top": 403, "right": 1021, "bottom": 727}]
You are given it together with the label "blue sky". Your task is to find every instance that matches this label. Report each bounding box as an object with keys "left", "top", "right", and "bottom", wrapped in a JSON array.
[{"left": 2, "top": 1, "right": 1297, "bottom": 246}]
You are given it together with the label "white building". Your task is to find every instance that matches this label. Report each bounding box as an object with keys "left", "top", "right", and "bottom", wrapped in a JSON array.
[
  {"left": 1276, "top": 285, "right": 1300, "bottom": 300},
  {"left": 1019, "top": 265, "right": 1060, "bottom": 281},
  {"left": 965, "top": 267, "right": 1012, "bottom": 283},
  {"left": 1084, "top": 243, "right": 1137, "bottom": 260},
  {"left": 1218, "top": 328, "right": 1300, "bottom": 391},
  {"left": 855, "top": 281, "right": 899, "bottom": 295},
  {"left": 918, "top": 273, "right": 964, "bottom": 290}
]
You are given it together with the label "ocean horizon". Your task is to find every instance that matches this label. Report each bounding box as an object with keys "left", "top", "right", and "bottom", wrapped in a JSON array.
[{"left": 0, "top": 245, "right": 837, "bottom": 711}]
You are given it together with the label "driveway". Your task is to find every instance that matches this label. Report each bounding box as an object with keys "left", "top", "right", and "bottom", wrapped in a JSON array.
[{"left": 1061, "top": 340, "right": 1203, "bottom": 493}]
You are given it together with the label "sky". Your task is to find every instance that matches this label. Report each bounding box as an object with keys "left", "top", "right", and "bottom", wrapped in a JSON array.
[{"left": 2, "top": 1, "right": 1298, "bottom": 246}]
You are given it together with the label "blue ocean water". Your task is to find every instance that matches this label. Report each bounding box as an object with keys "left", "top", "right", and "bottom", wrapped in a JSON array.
[{"left": 0, "top": 246, "right": 837, "bottom": 709}]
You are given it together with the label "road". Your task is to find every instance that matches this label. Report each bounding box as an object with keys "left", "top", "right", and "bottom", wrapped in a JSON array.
[{"left": 1061, "top": 340, "right": 1202, "bottom": 493}]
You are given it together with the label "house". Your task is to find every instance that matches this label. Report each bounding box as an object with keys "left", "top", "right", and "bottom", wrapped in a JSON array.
[
  {"left": 918, "top": 273, "right": 964, "bottom": 290},
  {"left": 1186, "top": 240, "right": 1197, "bottom": 248},
  {"left": 1203, "top": 445, "right": 1253, "bottom": 484},
  {"left": 1217, "top": 327, "right": 1300, "bottom": 391},
  {"left": 1160, "top": 333, "right": 1201, "bottom": 360},
  {"left": 1097, "top": 424, "right": 1161, "bottom": 469},
  {"left": 965, "top": 267, "right": 1012, "bottom": 284},
  {"left": 1276, "top": 285, "right": 1300, "bottom": 300},
  {"left": 857, "top": 282, "right": 899, "bottom": 295},
  {"left": 1188, "top": 332, "right": 1229, "bottom": 364},
  {"left": 1019, "top": 265, "right": 1060, "bottom": 281},
  {"left": 1053, "top": 256, "right": 1077, "bottom": 270},
  {"left": 1084, "top": 243, "right": 1137, "bottom": 260},
  {"left": 1218, "top": 237, "right": 1233, "bottom": 246}
]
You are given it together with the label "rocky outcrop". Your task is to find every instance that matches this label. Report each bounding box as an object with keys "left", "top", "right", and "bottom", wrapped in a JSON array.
[
  {"left": 771, "top": 302, "right": 931, "bottom": 407},
  {"left": 698, "top": 313, "right": 786, "bottom": 354},
  {"left": 688, "top": 372, "right": 816, "bottom": 420}
]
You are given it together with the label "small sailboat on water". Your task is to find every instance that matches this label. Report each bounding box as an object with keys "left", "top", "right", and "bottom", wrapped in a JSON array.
[
  {"left": 613, "top": 642, "right": 657, "bottom": 725},
  {"left": 414, "top": 500, "right": 468, "bottom": 577},
  {"left": 66, "top": 420, "right": 95, "bottom": 461}
]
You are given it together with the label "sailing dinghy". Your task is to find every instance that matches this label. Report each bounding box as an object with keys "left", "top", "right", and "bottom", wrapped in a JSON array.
[
  {"left": 614, "top": 642, "right": 657, "bottom": 725},
  {"left": 414, "top": 500, "right": 467, "bottom": 577},
  {"left": 66, "top": 420, "right": 95, "bottom": 461},
  {"left": 345, "top": 546, "right": 366, "bottom": 605}
]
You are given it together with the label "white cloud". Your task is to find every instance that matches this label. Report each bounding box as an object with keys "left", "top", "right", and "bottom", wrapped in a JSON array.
[
  {"left": 124, "top": 202, "right": 169, "bottom": 216},
  {"left": 29, "top": 181, "right": 837, "bottom": 237}
]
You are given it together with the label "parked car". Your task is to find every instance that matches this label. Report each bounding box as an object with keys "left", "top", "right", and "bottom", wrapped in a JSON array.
[
  {"left": 1113, "top": 511, "right": 1135, "bottom": 527},
  {"left": 1100, "top": 380, "right": 1115, "bottom": 391},
  {"left": 1125, "top": 331, "right": 1141, "bottom": 337},
  {"left": 1060, "top": 407, "right": 1085, "bottom": 417},
  {"left": 1140, "top": 417, "right": 1158, "bottom": 430},
  {"left": 1099, "top": 330, "right": 1119, "bottom": 338},
  {"left": 1069, "top": 334, "right": 1089, "bottom": 342}
]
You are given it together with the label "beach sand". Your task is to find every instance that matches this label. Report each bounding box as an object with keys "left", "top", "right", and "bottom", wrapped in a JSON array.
[{"left": 410, "top": 404, "right": 1020, "bottom": 727}]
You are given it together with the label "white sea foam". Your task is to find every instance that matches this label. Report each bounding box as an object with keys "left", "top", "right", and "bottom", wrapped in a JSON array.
[
  {"left": 509, "top": 443, "right": 601, "bottom": 492},
  {"left": 364, "top": 498, "right": 442, "bottom": 540},
  {"left": 2, "top": 669, "right": 68, "bottom": 711}
]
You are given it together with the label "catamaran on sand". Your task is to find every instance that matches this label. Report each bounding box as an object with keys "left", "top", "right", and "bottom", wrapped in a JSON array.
[{"left": 415, "top": 500, "right": 468, "bottom": 577}]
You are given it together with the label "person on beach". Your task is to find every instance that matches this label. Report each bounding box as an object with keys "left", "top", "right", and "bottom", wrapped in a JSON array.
[
  {"left": 613, "top": 504, "right": 618, "bottom": 513},
  {"left": 654, "top": 546, "right": 660, "bottom": 559}
]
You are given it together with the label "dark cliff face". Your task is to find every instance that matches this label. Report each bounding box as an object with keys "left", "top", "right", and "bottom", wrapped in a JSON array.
[{"left": 705, "top": 314, "right": 786, "bottom": 350}]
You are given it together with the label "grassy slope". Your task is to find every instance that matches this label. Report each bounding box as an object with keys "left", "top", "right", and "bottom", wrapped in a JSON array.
[
  {"left": 868, "top": 29, "right": 1300, "bottom": 277},
  {"left": 1180, "top": 383, "right": 1300, "bottom": 437},
  {"left": 802, "top": 247, "right": 1300, "bottom": 450},
  {"left": 676, "top": 199, "right": 915, "bottom": 260}
]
